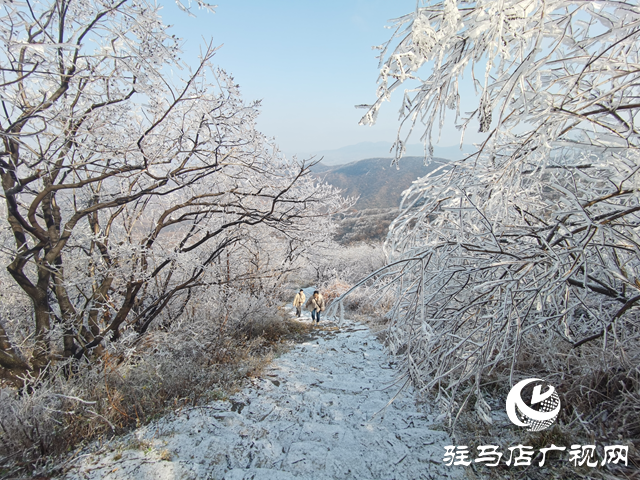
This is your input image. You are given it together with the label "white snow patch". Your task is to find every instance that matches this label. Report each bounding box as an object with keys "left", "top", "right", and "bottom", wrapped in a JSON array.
[{"left": 59, "top": 315, "right": 461, "bottom": 479}]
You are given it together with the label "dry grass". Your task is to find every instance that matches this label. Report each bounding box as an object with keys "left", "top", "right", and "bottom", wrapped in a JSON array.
[
  {"left": 444, "top": 333, "right": 640, "bottom": 480},
  {"left": 0, "top": 308, "right": 310, "bottom": 478},
  {"left": 322, "top": 279, "right": 352, "bottom": 304}
]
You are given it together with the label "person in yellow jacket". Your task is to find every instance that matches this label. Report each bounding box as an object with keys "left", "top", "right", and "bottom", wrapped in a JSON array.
[
  {"left": 293, "top": 289, "right": 305, "bottom": 317},
  {"left": 305, "top": 290, "right": 325, "bottom": 326}
]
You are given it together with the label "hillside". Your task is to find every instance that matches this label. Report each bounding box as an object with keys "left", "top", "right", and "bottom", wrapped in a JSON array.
[
  {"left": 312, "top": 156, "right": 446, "bottom": 210},
  {"left": 331, "top": 208, "right": 399, "bottom": 244}
]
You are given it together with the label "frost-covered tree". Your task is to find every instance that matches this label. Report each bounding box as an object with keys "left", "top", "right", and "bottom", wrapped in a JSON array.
[
  {"left": 0, "top": 0, "right": 345, "bottom": 386},
  {"left": 336, "top": 0, "right": 640, "bottom": 419}
]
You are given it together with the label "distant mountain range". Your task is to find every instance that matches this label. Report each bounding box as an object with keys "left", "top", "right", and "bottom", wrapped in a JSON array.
[
  {"left": 311, "top": 156, "right": 447, "bottom": 210},
  {"left": 301, "top": 141, "right": 472, "bottom": 166}
]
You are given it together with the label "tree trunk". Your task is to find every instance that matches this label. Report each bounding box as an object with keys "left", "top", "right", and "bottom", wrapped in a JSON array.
[{"left": 0, "top": 321, "right": 31, "bottom": 388}]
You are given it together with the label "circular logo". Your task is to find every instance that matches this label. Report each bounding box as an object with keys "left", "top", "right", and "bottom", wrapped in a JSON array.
[{"left": 505, "top": 378, "right": 560, "bottom": 431}]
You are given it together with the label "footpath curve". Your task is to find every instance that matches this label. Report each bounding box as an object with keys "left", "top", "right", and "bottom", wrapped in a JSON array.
[{"left": 61, "top": 314, "right": 459, "bottom": 480}]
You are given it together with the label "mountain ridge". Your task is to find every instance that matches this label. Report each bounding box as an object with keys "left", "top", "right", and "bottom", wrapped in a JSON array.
[
  {"left": 311, "top": 155, "right": 446, "bottom": 210},
  {"left": 299, "top": 141, "right": 471, "bottom": 166}
]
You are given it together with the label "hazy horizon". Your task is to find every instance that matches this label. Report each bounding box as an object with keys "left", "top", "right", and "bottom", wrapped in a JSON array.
[{"left": 293, "top": 140, "right": 475, "bottom": 165}]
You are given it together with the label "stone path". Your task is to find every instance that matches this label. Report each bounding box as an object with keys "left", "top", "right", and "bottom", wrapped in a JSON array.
[{"left": 60, "top": 316, "right": 459, "bottom": 480}]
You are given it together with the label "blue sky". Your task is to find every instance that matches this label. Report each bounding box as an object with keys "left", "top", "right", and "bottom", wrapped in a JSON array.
[{"left": 157, "top": 1, "right": 481, "bottom": 158}]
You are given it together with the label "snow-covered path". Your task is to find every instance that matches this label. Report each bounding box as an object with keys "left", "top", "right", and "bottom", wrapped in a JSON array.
[{"left": 61, "top": 317, "right": 457, "bottom": 480}]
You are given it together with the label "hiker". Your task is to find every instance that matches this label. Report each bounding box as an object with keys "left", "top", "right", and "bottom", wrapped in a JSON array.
[
  {"left": 293, "top": 289, "right": 306, "bottom": 317},
  {"left": 305, "top": 290, "right": 325, "bottom": 326}
]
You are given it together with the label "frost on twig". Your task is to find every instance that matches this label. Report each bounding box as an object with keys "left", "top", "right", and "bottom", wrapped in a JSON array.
[
  {"left": 342, "top": 0, "right": 640, "bottom": 422},
  {"left": 0, "top": 0, "right": 350, "bottom": 386}
]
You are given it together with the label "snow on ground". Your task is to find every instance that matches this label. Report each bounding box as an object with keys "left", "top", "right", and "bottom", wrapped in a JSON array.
[{"left": 59, "top": 301, "right": 460, "bottom": 480}]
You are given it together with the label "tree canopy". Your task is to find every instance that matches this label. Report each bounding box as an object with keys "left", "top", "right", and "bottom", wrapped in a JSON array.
[
  {"left": 0, "top": 0, "right": 346, "bottom": 387},
  {"left": 337, "top": 0, "right": 640, "bottom": 421}
]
